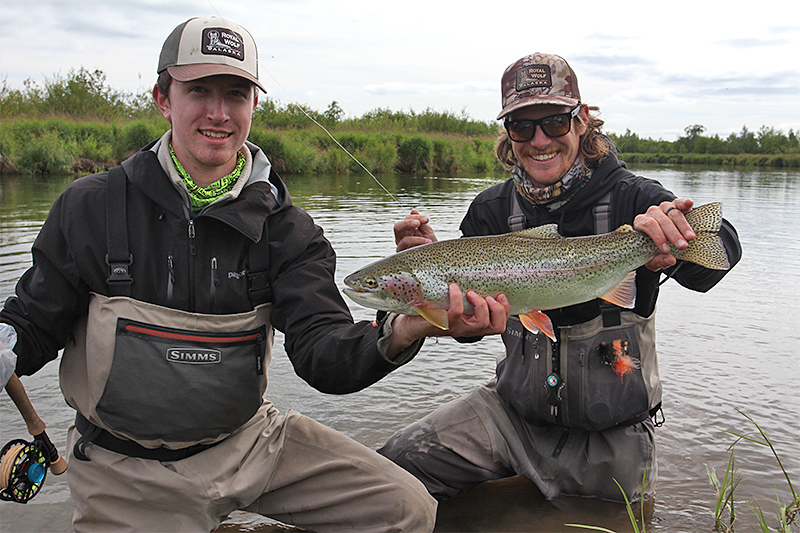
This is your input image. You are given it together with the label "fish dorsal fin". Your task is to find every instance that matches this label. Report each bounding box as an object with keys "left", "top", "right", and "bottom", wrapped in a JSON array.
[
  {"left": 515, "top": 224, "right": 562, "bottom": 240},
  {"left": 612, "top": 224, "right": 637, "bottom": 234},
  {"left": 599, "top": 271, "right": 637, "bottom": 309},
  {"left": 415, "top": 308, "right": 449, "bottom": 330}
]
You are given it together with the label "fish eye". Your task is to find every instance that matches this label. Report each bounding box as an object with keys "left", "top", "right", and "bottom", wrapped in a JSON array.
[{"left": 364, "top": 277, "right": 378, "bottom": 289}]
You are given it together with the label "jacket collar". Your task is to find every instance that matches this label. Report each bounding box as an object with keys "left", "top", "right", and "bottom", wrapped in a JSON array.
[{"left": 121, "top": 138, "right": 291, "bottom": 242}]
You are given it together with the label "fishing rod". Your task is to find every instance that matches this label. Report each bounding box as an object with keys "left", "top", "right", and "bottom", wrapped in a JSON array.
[{"left": 1, "top": 373, "right": 67, "bottom": 504}]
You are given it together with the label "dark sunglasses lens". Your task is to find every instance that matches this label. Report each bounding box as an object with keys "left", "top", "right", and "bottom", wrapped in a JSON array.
[
  {"left": 541, "top": 114, "right": 571, "bottom": 137},
  {"left": 506, "top": 121, "right": 533, "bottom": 142},
  {"left": 506, "top": 111, "right": 574, "bottom": 142}
]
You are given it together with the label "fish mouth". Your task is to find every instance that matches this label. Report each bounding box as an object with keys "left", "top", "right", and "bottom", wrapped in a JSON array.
[{"left": 342, "top": 286, "right": 378, "bottom": 301}]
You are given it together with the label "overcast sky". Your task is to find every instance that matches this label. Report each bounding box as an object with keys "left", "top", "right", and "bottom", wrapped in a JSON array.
[{"left": 1, "top": 0, "right": 798, "bottom": 140}]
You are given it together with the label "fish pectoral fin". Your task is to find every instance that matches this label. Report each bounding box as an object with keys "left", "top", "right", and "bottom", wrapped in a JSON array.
[
  {"left": 519, "top": 311, "right": 556, "bottom": 341},
  {"left": 415, "top": 308, "right": 449, "bottom": 330},
  {"left": 599, "top": 271, "right": 637, "bottom": 309}
]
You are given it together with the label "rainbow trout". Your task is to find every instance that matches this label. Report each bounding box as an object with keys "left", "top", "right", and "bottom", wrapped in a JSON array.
[{"left": 343, "top": 202, "right": 730, "bottom": 340}]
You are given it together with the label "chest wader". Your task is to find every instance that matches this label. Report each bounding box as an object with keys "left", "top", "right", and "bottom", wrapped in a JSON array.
[
  {"left": 497, "top": 192, "right": 663, "bottom": 432},
  {"left": 62, "top": 166, "right": 275, "bottom": 461}
]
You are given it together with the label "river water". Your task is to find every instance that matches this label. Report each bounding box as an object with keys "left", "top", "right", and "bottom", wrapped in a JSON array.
[{"left": 1, "top": 164, "right": 798, "bottom": 532}]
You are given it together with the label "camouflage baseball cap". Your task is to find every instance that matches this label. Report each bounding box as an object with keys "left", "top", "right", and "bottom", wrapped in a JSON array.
[{"left": 497, "top": 53, "right": 580, "bottom": 120}]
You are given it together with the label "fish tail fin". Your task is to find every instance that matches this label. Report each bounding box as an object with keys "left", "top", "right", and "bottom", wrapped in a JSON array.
[{"left": 673, "top": 202, "right": 731, "bottom": 270}]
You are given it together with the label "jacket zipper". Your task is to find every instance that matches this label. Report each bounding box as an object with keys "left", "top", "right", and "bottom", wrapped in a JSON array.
[
  {"left": 188, "top": 219, "right": 196, "bottom": 310},
  {"left": 167, "top": 254, "right": 175, "bottom": 305},
  {"left": 123, "top": 323, "right": 261, "bottom": 344},
  {"left": 210, "top": 257, "right": 218, "bottom": 313}
]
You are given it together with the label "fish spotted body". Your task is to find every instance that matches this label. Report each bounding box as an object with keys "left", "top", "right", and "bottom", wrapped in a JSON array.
[{"left": 343, "top": 202, "right": 730, "bottom": 340}]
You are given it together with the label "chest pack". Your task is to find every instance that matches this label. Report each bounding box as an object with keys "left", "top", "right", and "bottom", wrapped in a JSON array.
[
  {"left": 497, "top": 191, "right": 662, "bottom": 432},
  {"left": 63, "top": 166, "right": 274, "bottom": 460}
]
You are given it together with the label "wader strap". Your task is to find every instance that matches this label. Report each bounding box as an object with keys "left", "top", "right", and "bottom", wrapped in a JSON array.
[
  {"left": 247, "top": 219, "right": 272, "bottom": 306},
  {"left": 593, "top": 191, "right": 621, "bottom": 326},
  {"left": 593, "top": 191, "right": 612, "bottom": 235},
  {"left": 105, "top": 166, "right": 133, "bottom": 296},
  {"left": 508, "top": 193, "right": 526, "bottom": 232},
  {"left": 74, "top": 413, "right": 216, "bottom": 461}
]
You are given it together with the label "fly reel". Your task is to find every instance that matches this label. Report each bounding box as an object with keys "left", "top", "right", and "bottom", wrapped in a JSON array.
[
  {"left": 0, "top": 438, "right": 49, "bottom": 504},
  {"left": 2, "top": 373, "right": 68, "bottom": 504}
]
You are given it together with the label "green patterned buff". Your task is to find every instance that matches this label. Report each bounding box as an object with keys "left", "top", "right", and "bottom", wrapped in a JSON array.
[{"left": 170, "top": 144, "right": 246, "bottom": 211}]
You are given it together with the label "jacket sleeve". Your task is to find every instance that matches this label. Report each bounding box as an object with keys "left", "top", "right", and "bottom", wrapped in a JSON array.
[
  {"left": 0, "top": 191, "right": 89, "bottom": 377},
  {"left": 266, "top": 207, "right": 422, "bottom": 394}
]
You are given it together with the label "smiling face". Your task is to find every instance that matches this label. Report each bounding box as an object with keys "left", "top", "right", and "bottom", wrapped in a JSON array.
[
  {"left": 154, "top": 74, "right": 257, "bottom": 187},
  {"left": 509, "top": 104, "right": 588, "bottom": 188}
]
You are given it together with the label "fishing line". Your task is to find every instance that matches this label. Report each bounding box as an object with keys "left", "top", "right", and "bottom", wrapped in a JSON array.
[
  {"left": 204, "top": 0, "right": 408, "bottom": 210},
  {"left": 260, "top": 70, "right": 408, "bottom": 210}
]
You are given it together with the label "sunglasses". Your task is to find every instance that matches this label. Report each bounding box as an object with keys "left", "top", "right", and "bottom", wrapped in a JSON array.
[{"left": 504, "top": 105, "right": 582, "bottom": 142}]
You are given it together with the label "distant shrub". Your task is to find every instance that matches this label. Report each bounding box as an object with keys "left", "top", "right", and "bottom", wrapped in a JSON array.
[
  {"left": 397, "top": 136, "right": 432, "bottom": 173},
  {"left": 120, "top": 121, "right": 166, "bottom": 157},
  {"left": 17, "top": 132, "right": 75, "bottom": 175}
]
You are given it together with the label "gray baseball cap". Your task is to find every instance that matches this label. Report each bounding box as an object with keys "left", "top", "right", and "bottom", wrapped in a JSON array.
[{"left": 158, "top": 17, "right": 266, "bottom": 93}]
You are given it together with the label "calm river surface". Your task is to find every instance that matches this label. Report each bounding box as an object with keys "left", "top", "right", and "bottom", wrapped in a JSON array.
[{"left": 1, "top": 164, "right": 798, "bottom": 532}]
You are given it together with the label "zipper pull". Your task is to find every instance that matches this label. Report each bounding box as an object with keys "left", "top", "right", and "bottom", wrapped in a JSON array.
[
  {"left": 210, "top": 258, "right": 219, "bottom": 286},
  {"left": 187, "top": 220, "right": 197, "bottom": 256}
]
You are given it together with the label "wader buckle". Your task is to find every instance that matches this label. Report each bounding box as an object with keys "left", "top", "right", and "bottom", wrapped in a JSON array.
[{"left": 106, "top": 254, "right": 133, "bottom": 292}]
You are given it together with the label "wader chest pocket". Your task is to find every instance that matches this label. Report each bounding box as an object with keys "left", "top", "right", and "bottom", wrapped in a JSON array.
[{"left": 94, "top": 319, "right": 268, "bottom": 443}]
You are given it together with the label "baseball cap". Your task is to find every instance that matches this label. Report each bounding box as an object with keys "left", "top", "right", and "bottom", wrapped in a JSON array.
[
  {"left": 158, "top": 17, "right": 267, "bottom": 93},
  {"left": 497, "top": 53, "right": 580, "bottom": 120}
]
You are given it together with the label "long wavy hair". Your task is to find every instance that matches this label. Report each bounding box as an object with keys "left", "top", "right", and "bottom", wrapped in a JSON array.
[{"left": 495, "top": 105, "right": 611, "bottom": 171}]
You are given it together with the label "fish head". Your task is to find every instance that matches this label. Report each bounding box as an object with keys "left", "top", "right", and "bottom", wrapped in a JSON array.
[{"left": 342, "top": 260, "right": 423, "bottom": 314}]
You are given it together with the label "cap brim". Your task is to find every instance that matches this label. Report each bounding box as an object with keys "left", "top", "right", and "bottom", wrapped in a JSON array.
[
  {"left": 497, "top": 95, "right": 580, "bottom": 120},
  {"left": 167, "top": 64, "right": 267, "bottom": 93}
]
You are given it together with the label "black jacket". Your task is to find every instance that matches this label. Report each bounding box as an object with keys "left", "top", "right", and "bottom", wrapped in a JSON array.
[{"left": 2, "top": 139, "right": 416, "bottom": 393}]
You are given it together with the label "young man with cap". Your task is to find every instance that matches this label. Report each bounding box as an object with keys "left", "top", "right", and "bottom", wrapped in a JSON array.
[
  {"left": 379, "top": 53, "right": 742, "bottom": 504},
  {"left": 0, "top": 17, "right": 509, "bottom": 532}
]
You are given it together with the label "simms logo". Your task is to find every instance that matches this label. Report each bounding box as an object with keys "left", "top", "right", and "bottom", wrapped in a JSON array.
[{"left": 166, "top": 348, "right": 221, "bottom": 364}]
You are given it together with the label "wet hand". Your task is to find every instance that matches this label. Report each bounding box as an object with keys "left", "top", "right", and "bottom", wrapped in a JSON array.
[
  {"left": 634, "top": 198, "right": 696, "bottom": 271},
  {"left": 394, "top": 209, "right": 437, "bottom": 252}
]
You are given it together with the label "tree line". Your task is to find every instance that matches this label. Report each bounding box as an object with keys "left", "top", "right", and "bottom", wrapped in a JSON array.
[{"left": 1, "top": 68, "right": 798, "bottom": 176}]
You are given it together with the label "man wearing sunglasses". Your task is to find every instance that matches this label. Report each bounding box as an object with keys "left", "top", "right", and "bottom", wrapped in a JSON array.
[{"left": 380, "top": 53, "right": 741, "bottom": 505}]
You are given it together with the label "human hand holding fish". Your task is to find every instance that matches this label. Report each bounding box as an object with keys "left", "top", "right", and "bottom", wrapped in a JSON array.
[
  {"left": 635, "top": 198, "right": 695, "bottom": 271},
  {"left": 385, "top": 283, "right": 510, "bottom": 355}
]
